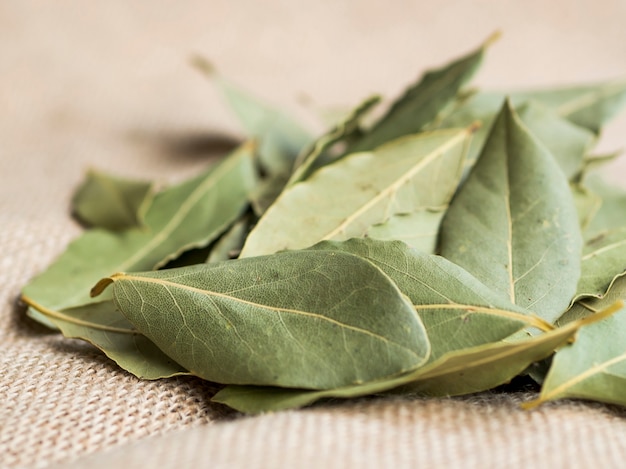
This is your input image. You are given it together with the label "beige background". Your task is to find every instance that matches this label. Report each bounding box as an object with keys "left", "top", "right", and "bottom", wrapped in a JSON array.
[{"left": 2, "top": 2, "right": 626, "bottom": 468}]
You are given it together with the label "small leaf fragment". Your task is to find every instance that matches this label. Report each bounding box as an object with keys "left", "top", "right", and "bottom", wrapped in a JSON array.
[{"left": 72, "top": 169, "right": 154, "bottom": 231}]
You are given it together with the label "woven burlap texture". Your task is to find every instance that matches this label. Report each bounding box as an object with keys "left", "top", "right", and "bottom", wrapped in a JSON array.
[{"left": 3, "top": 2, "right": 626, "bottom": 468}]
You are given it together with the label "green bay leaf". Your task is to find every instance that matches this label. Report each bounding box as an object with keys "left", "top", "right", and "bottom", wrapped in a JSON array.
[
  {"left": 512, "top": 79, "right": 626, "bottom": 134},
  {"left": 439, "top": 101, "right": 582, "bottom": 322},
  {"left": 213, "top": 309, "right": 603, "bottom": 413},
  {"left": 206, "top": 215, "right": 251, "bottom": 263},
  {"left": 529, "top": 279, "right": 626, "bottom": 407},
  {"left": 288, "top": 95, "right": 381, "bottom": 185},
  {"left": 575, "top": 227, "right": 626, "bottom": 301},
  {"left": 364, "top": 210, "right": 445, "bottom": 253},
  {"left": 21, "top": 297, "right": 189, "bottom": 379},
  {"left": 437, "top": 94, "right": 595, "bottom": 178},
  {"left": 72, "top": 169, "right": 154, "bottom": 231},
  {"left": 195, "top": 57, "right": 313, "bottom": 178},
  {"left": 23, "top": 143, "right": 257, "bottom": 318},
  {"left": 585, "top": 175, "right": 626, "bottom": 234},
  {"left": 309, "top": 238, "right": 549, "bottom": 363},
  {"left": 241, "top": 128, "right": 472, "bottom": 258},
  {"left": 94, "top": 249, "right": 430, "bottom": 389},
  {"left": 345, "top": 34, "right": 492, "bottom": 153}
]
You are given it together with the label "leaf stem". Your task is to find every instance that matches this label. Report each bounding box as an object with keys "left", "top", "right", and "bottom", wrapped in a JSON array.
[{"left": 21, "top": 295, "right": 138, "bottom": 334}]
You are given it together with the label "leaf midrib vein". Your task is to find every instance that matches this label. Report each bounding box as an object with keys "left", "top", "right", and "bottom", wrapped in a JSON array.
[{"left": 115, "top": 274, "right": 419, "bottom": 355}]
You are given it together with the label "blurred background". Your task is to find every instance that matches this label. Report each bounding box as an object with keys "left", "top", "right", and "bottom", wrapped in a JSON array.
[{"left": 2, "top": 0, "right": 626, "bottom": 219}]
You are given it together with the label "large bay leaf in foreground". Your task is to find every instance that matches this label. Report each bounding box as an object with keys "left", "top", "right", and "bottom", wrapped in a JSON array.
[
  {"left": 213, "top": 309, "right": 607, "bottom": 413},
  {"left": 345, "top": 34, "right": 492, "bottom": 154},
  {"left": 310, "top": 238, "right": 550, "bottom": 362},
  {"left": 93, "top": 249, "right": 429, "bottom": 389},
  {"left": 72, "top": 169, "right": 155, "bottom": 231},
  {"left": 529, "top": 277, "right": 626, "bottom": 408},
  {"left": 574, "top": 227, "right": 626, "bottom": 301},
  {"left": 241, "top": 128, "right": 471, "bottom": 257},
  {"left": 22, "top": 144, "right": 257, "bottom": 318},
  {"left": 20, "top": 297, "right": 189, "bottom": 379},
  {"left": 439, "top": 101, "right": 582, "bottom": 322}
]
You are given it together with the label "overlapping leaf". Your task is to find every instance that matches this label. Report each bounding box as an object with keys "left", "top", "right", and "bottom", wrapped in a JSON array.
[
  {"left": 241, "top": 128, "right": 472, "bottom": 258},
  {"left": 344, "top": 34, "right": 493, "bottom": 153},
  {"left": 213, "top": 309, "right": 606, "bottom": 414},
  {"left": 20, "top": 39, "right": 626, "bottom": 415},
  {"left": 309, "top": 238, "right": 550, "bottom": 360},
  {"left": 437, "top": 94, "right": 596, "bottom": 177},
  {"left": 512, "top": 79, "right": 626, "bottom": 133},
  {"left": 22, "top": 143, "right": 257, "bottom": 320},
  {"left": 194, "top": 57, "right": 313, "bottom": 178},
  {"left": 20, "top": 297, "right": 188, "bottom": 379},
  {"left": 93, "top": 249, "right": 430, "bottom": 389},
  {"left": 439, "top": 101, "right": 582, "bottom": 322},
  {"left": 529, "top": 278, "right": 626, "bottom": 407},
  {"left": 575, "top": 227, "right": 626, "bottom": 301},
  {"left": 72, "top": 169, "right": 155, "bottom": 231}
]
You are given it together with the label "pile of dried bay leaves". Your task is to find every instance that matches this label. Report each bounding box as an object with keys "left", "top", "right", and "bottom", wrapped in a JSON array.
[{"left": 21, "top": 34, "right": 626, "bottom": 414}]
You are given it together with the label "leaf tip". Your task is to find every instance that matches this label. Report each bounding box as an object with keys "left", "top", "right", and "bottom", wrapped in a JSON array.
[
  {"left": 190, "top": 55, "right": 216, "bottom": 77},
  {"left": 90, "top": 274, "right": 123, "bottom": 297},
  {"left": 520, "top": 397, "right": 544, "bottom": 410},
  {"left": 483, "top": 30, "right": 502, "bottom": 49}
]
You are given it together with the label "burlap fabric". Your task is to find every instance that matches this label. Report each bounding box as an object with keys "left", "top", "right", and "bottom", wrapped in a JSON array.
[{"left": 3, "top": 2, "right": 626, "bottom": 468}]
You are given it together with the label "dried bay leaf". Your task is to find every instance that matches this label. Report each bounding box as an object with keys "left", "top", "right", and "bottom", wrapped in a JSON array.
[
  {"left": 437, "top": 94, "right": 596, "bottom": 178},
  {"left": 439, "top": 101, "right": 582, "bottom": 323},
  {"left": 194, "top": 57, "right": 313, "bottom": 178},
  {"left": 93, "top": 249, "right": 430, "bottom": 389},
  {"left": 571, "top": 182, "right": 602, "bottom": 230},
  {"left": 20, "top": 297, "right": 189, "bottom": 379},
  {"left": 240, "top": 128, "right": 472, "bottom": 258},
  {"left": 206, "top": 215, "right": 251, "bottom": 263},
  {"left": 214, "top": 309, "right": 606, "bottom": 413},
  {"left": 512, "top": 79, "right": 626, "bottom": 134},
  {"left": 364, "top": 210, "right": 445, "bottom": 253},
  {"left": 23, "top": 143, "right": 257, "bottom": 320},
  {"left": 344, "top": 34, "right": 494, "bottom": 154},
  {"left": 574, "top": 227, "right": 626, "bottom": 301},
  {"left": 528, "top": 280, "right": 626, "bottom": 407},
  {"left": 515, "top": 101, "right": 596, "bottom": 180},
  {"left": 585, "top": 175, "right": 626, "bottom": 234},
  {"left": 288, "top": 95, "right": 381, "bottom": 185},
  {"left": 72, "top": 169, "right": 155, "bottom": 231},
  {"left": 309, "top": 238, "right": 550, "bottom": 361}
]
